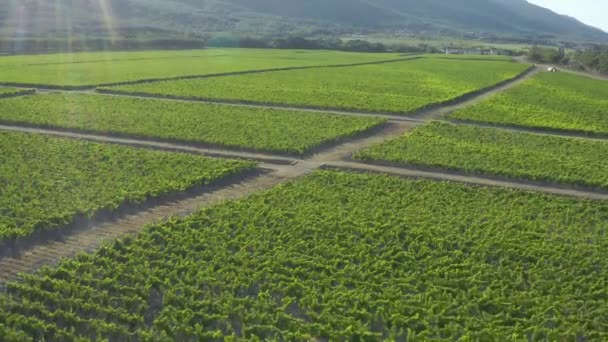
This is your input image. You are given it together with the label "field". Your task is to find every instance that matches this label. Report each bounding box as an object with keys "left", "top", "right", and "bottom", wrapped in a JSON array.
[
  {"left": 0, "top": 131, "right": 254, "bottom": 241},
  {"left": 450, "top": 72, "right": 608, "bottom": 135},
  {"left": 102, "top": 58, "right": 531, "bottom": 114},
  {"left": 0, "top": 49, "right": 401, "bottom": 87},
  {"left": 0, "top": 50, "right": 230, "bottom": 67},
  {"left": 355, "top": 122, "right": 608, "bottom": 189},
  {"left": 1, "top": 170, "right": 608, "bottom": 340},
  {"left": 0, "top": 47, "right": 607, "bottom": 340},
  {"left": 0, "top": 93, "right": 384, "bottom": 155}
]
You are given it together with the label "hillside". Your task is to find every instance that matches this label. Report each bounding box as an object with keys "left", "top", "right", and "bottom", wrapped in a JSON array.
[{"left": 0, "top": 0, "right": 606, "bottom": 44}]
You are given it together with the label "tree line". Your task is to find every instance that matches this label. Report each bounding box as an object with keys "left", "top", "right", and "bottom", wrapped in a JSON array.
[
  {"left": 0, "top": 38, "right": 209, "bottom": 54},
  {"left": 209, "top": 35, "right": 440, "bottom": 54},
  {"left": 528, "top": 45, "right": 608, "bottom": 73}
]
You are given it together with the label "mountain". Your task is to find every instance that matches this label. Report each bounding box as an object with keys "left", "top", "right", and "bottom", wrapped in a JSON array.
[{"left": 0, "top": 0, "right": 606, "bottom": 43}]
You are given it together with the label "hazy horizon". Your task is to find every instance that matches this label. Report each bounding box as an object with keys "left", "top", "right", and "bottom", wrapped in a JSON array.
[{"left": 528, "top": 0, "right": 608, "bottom": 32}]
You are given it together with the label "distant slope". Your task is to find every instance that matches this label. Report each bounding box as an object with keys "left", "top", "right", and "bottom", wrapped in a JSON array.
[{"left": 0, "top": 0, "right": 606, "bottom": 43}]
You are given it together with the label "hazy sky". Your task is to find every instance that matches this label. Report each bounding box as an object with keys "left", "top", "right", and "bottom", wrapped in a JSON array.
[{"left": 527, "top": 0, "right": 608, "bottom": 32}]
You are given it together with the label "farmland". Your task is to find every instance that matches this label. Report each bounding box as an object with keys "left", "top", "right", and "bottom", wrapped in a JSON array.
[
  {"left": 103, "top": 58, "right": 530, "bottom": 114},
  {"left": 0, "top": 49, "right": 401, "bottom": 87},
  {"left": 1, "top": 46, "right": 607, "bottom": 341},
  {"left": 451, "top": 72, "right": 608, "bottom": 135},
  {"left": 355, "top": 122, "right": 608, "bottom": 189},
  {"left": 0, "top": 93, "right": 384, "bottom": 155},
  {"left": 0, "top": 131, "right": 254, "bottom": 241},
  {"left": 0, "top": 50, "right": 230, "bottom": 67},
  {"left": 1, "top": 170, "right": 608, "bottom": 340},
  {"left": 0, "top": 49, "right": 400, "bottom": 68}
]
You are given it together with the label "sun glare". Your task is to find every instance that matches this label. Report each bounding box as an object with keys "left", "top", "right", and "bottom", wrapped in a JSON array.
[
  {"left": 3, "top": 0, "right": 117, "bottom": 53},
  {"left": 97, "top": 0, "right": 117, "bottom": 44}
]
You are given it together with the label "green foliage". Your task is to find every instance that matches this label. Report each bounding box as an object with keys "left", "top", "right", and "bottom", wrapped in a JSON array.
[
  {"left": 451, "top": 72, "right": 608, "bottom": 134},
  {"left": 0, "top": 93, "right": 383, "bottom": 155},
  {"left": 0, "top": 49, "right": 399, "bottom": 87},
  {"left": 0, "top": 131, "right": 255, "bottom": 241},
  {"left": 572, "top": 45, "right": 608, "bottom": 73},
  {"left": 0, "top": 87, "right": 28, "bottom": 96},
  {"left": 2, "top": 170, "right": 608, "bottom": 340},
  {"left": 355, "top": 121, "right": 608, "bottom": 189},
  {"left": 527, "top": 46, "right": 567, "bottom": 64},
  {"left": 105, "top": 58, "right": 530, "bottom": 114},
  {"left": 235, "top": 36, "right": 390, "bottom": 53}
]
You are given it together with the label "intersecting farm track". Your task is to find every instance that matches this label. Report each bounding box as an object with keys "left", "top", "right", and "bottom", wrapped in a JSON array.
[{"left": 1, "top": 63, "right": 607, "bottom": 286}]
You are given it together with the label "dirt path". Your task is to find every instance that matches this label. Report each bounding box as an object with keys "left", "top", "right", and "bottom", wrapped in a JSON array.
[
  {"left": 89, "top": 89, "right": 422, "bottom": 123},
  {"left": 0, "top": 62, "right": 597, "bottom": 286},
  {"left": 0, "top": 169, "right": 292, "bottom": 285},
  {"left": 412, "top": 66, "right": 539, "bottom": 121},
  {"left": 0, "top": 123, "right": 299, "bottom": 165},
  {"left": 326, "top": 161, "right": 608, "bottom": 201},
  {"left": 445, "top": 120, "right": 608, "bottom": 142},
  {"left": 520, "top": 58, "right": 608, "bottom": 82}
]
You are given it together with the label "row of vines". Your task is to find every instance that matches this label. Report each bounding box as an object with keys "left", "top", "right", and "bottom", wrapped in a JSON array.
[{"left": 1, "top": 171, "right": 607, "bottom": 340}]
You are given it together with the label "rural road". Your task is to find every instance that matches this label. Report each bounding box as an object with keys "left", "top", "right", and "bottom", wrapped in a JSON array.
[{"left": 0, "top": 62, "right": 605, "bottom": 285}]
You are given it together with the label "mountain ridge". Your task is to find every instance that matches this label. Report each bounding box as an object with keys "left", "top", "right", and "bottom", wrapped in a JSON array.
[{"left": 0, "top": 0, "right": 606, "bottom": 43}]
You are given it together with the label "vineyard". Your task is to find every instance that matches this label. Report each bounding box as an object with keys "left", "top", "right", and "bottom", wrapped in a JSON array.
[
  {"left": 0, "top": 49, "right": 235, "bottom": 67},
  {"left": 102, "top": 58, "right": 530, "bottom": 114},
  {"left": 0, "top": 131, "right": 254, "bottom": 241},
  {"left": 451, "top": 72, "right": 608, "bottom": 134},
  {"left": 1, "top": 171, "right": 607, "bottom": 340},
  {"left": 0, "top": 93, "right": 384, "bottom": 155},
  {"left": 0, "top": 47, "right": 607, "bottom": 341},
  {"left": 0, "top": 49, "right": 400, "bottom": 87},
  {"left": 355, "top": 121, "right": 608, "bottom": 189}
]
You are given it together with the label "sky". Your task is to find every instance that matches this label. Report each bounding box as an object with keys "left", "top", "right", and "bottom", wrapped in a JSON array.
[{"left": 527, "top": 0, "right": 608, "bottom": 32}]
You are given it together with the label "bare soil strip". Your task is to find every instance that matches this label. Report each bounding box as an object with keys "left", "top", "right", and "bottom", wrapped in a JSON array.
[
  {"left": 93, "top": 66, "right": 537, "bottom": 120},
  {"left": 92, "top": 89, "right": 422, "bottom": 122},
  {"left": 445, "top": 119, "right": 608, "bottom": 142},
  {"left": 0, "top": 121, "right": 415, "bottom": 285},
  {"left": 530, "top": 61, "right": 608, "bottom": 81},
  {"left": 324, "top": 161, "right": 608, "bottom": 201},
  {"left": 0, "top": 168, "right": 291, "bottom": 285},
  {"left": 412, "top": 66, "right": 539, "bottom": 120},
  {"left": 3, "top": 63, "right": 596, "bottom": 285},
  {"left": 0, "top": 123, "right": 298, "bottom": 165}
]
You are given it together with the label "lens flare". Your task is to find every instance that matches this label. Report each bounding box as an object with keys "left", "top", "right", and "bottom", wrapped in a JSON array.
[
  {"left": 2, "top": 0, "right": 118, "bottom": 52},
  {"left": 97, "top": 0, "right": 117, "bottom": 44}
]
